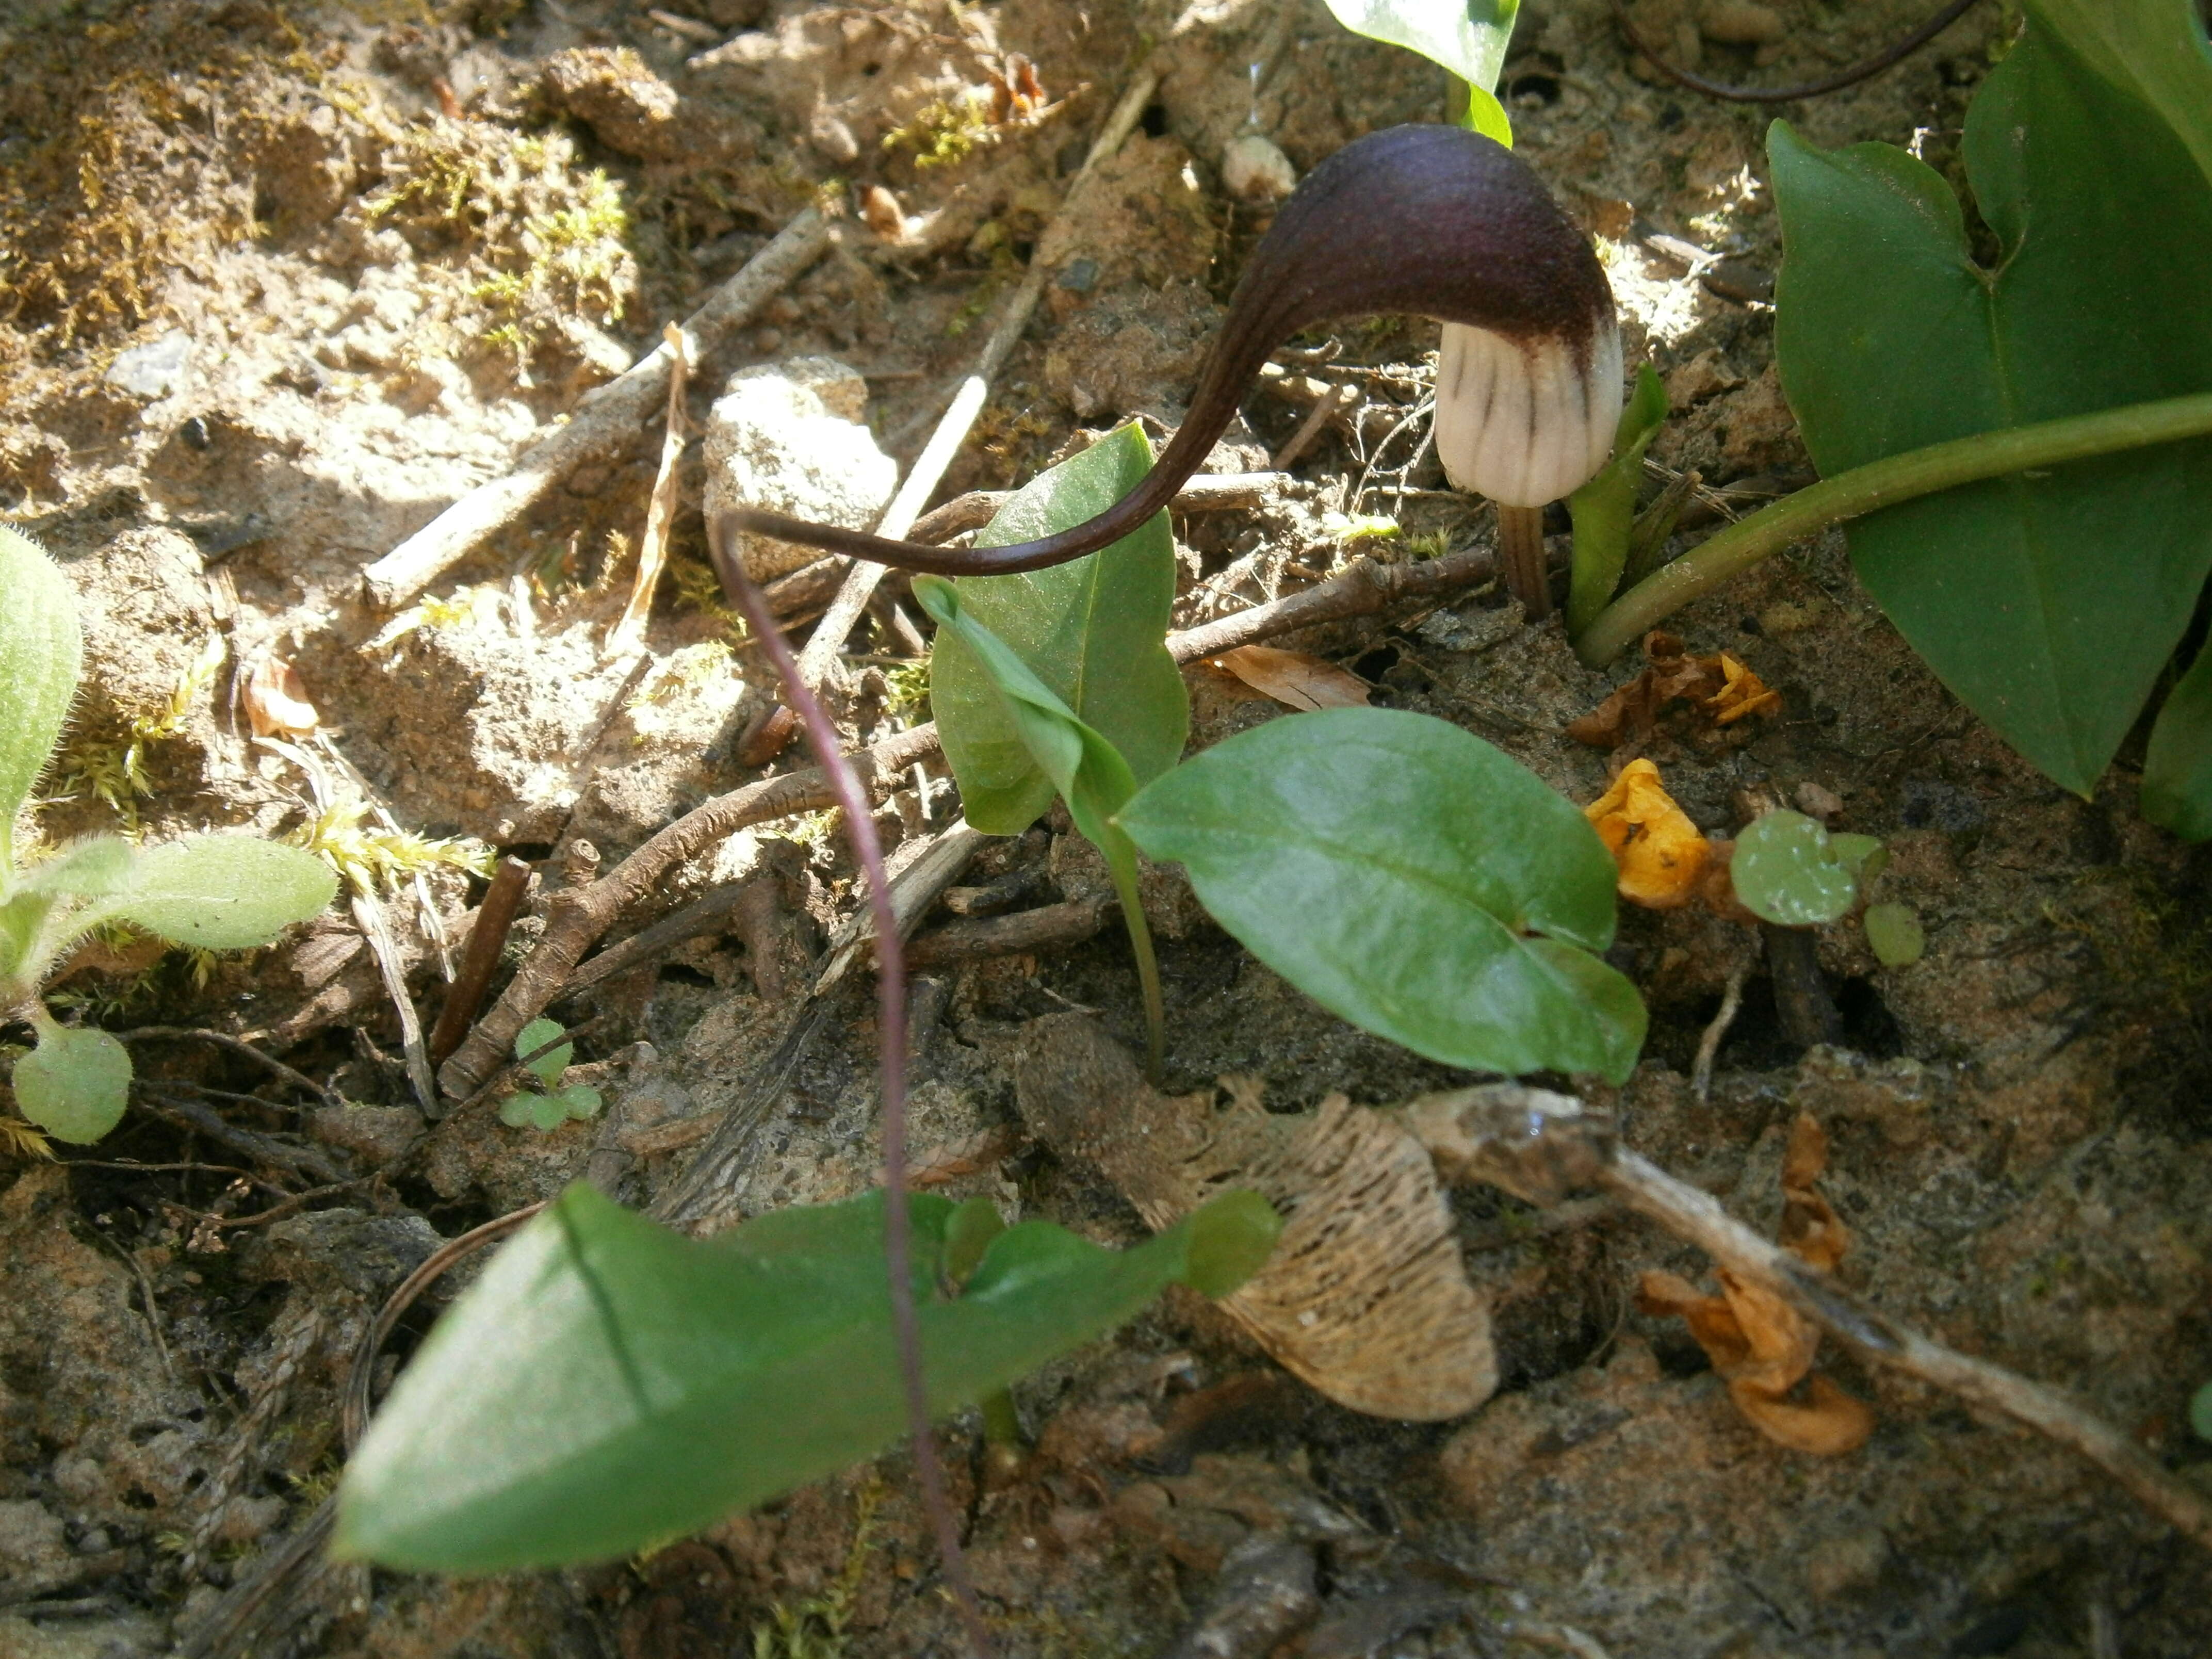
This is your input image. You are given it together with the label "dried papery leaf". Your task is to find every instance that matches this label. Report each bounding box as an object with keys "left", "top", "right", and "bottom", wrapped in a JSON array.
[
  {"left": 1014, "top": 1013, "right": 1494, "bottom": 1421},
  {"left": 1706, "top": 654, "right": 1783, "bottom": 724},
  {"left": 1584, "top": 757, "right": 1709, "bottom": 908},
  {"left": 1210, "top": 645, "right": 1372, "bottom": 712},
  {"left": 1570, "top": 632, "right": 1780, "bottom": 746},
  {"left": 1567, "top": 631, "right": 1724, "bottom": 747},
  {"left": 245, "top": 655, "right": 319, "bottom": 739},
  {"left": 1636, "top": 1110, "right": 1872, "bottom": 1455},
  {"left": 1778, "top": 1111, "right": 1849, "bottom": 1272}
]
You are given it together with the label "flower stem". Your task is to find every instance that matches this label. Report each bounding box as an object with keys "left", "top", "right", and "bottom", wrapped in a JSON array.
[{"left": 1573, "top": 391, "right": 2212, "bottom": 668}]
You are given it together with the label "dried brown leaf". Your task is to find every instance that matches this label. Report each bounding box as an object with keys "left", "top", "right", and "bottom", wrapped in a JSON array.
[
  {"left": 1211, "top": 645, "right": 1371, "bottom": 712},
  {"left": 1569, "top": 630, "right": 1779, "bottom": 747},
  {"left": 1636, "top": 1110, "right": 1872, "bottom": 1455}
]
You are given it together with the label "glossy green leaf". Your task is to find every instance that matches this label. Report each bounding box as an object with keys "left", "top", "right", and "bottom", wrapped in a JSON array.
[
  {"left": 1117, "top": 707, "right": 1646, "bottom": 1081},
  {"left": 2029, "top": 0, "right": 2212, "bottom": 191},
  {"left": 1863, "top": 901, "right": 1926, "bottom": 968},
  {"left": 1731, "top": 810, "right": 1861, "bottom": 926},
  {"left": 1768, "top": 20, "right": 2212, "bottom": 795},
  {"left": 22, "top": 837, "right": 134, "bottom": 899},
  {"left": 926, "top": 424, "right": 1188, "bottom": 836},
  {"left": 98, "top": 834, "right": 338, "bottom": 949},
  {"left": 13, "top": 1023, "right": 132, "bottom": 1144},
  {"left": 0, "top": 528, "right": 80, "bottom": 877},
  {"left": 1567, "top": 363, "right": 1667, "bottom": 639},
  {"left": 2143, "top": 642, "right": 2212, "bottom": 840},
  {"left": 915, "top": 575, "right": 1166, "bottom": 1068},
  {"left": 516, "top": 1017, "right": 572, "bottom": 1086},
  {"left": 333, "top": 1182, "right": 1279, "bottom": 1573},
  {"left": 1321, "top": 0, "right": 1520, "bottom": 106}
]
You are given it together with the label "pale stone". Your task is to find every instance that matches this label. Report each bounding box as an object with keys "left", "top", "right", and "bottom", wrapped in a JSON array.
[{"left": 702, "top": 356, "right": 897, "bottom": 582}]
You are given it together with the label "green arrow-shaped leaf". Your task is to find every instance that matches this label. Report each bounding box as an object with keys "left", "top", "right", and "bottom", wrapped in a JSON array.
[{"left": 333, "top": 1183, "right": 1278, "bottom": 1572}]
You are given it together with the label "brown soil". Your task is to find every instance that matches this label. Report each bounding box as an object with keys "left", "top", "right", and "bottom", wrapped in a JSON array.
[{"left": 3, "top": 1, "right": 2209, "bottom": 1656}]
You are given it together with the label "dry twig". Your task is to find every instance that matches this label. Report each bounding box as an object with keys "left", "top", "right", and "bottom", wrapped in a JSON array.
[
  {"left": 427, "top": 855, "right": 533, "bottom": 1069},
  {"left": 609, "top": 322, "right": 690, "bottom": 653}
]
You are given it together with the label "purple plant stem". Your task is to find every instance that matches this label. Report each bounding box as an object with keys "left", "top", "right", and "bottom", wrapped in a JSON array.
[{"left": 711, "top": 522, "right": 994, "bottom": 1659}]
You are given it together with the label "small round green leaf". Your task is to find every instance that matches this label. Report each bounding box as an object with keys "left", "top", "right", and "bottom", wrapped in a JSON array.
[
  {"left": 516, "top": 1018, "right": 572, "bottom": 1085},
  {"left": 498, "top": 1093, "right": 536, "bottom": 1128},
  {"left": 112, "top": 835, "right": 338, "bottom": 949},
  {"left": 529, "top": 1094, "right": 566, "bottom": 1132},
  {"left": 13, "top": 1024, "right": 132, "bottom": 1144},
  {"left": 556, "top": 1085, "right": 602, "bottom": 1121},
  {"left": 2192, "top": 1379, "right": 2212, "bottom": 1443},
  {"left": 1864, "top": 901, "right": 1926, "bottom": 967},
  {"left": 1731, "top": 810, "right": 1862, "bottom": 926}
]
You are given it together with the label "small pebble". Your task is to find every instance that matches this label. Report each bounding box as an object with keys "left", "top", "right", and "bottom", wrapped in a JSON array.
[
  {"left": 1222, "top": 133, "right": 1297, "bottom": 203},
  {"left": 752, "top": 327, "right": 784, "bottom": 354},
  {"left": 1700, "top": 0, "right": 1785, "bottom": 45}
]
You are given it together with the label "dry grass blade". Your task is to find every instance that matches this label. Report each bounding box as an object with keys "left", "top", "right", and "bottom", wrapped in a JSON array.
[{"left": 610, "top": 322, "right": 689, "bottom": 654}]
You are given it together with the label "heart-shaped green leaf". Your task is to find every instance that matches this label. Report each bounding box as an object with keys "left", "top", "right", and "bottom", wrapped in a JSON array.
[
  {"left": 13, "top": 1023, "right": 132, "bottom": 1145},
  {"left": 101, "top": 834, "right": 338, "bottom": 949},
  {"left": 333, "top": 1182, "right": 1279, "bottom": 1573},
  {"left": 1117, "top": 707, "right": 1645, "bottom": 1081},
  {"left": 0, "top": 528, "right": 81, "bottom": 877},
  {"left": 926, "top": 424, "right": 1188, "bottom": 837},
  {"left": 2029, "top": 0, "right": 2212, "bottom": 192},
  {"left": 1731, "top": 810, "right": 1861, "bottom": 927},
  {"left": 1769, "top": 19, "right": 2212, "bottom": 794}
]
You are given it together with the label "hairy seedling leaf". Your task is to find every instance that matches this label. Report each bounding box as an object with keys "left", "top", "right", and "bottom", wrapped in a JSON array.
[
  {"left": 103, "top": 835, "right": 338, "bottom": 949},
  {"left": 517, "top": 1017, "right": 573, "bottom": 1085},
  {"left": 0, "top": 529, "right": 82, "bottom": 874}
]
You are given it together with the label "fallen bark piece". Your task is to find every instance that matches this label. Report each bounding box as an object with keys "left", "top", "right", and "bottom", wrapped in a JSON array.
[{"left": 1013, "top": 1013, "right": 1495, "bottom": 1421}]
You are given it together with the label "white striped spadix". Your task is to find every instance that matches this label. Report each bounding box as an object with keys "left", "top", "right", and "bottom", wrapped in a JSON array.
[{"left": 1434, "top": 315, "right": 1624, "bottom": 510}]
